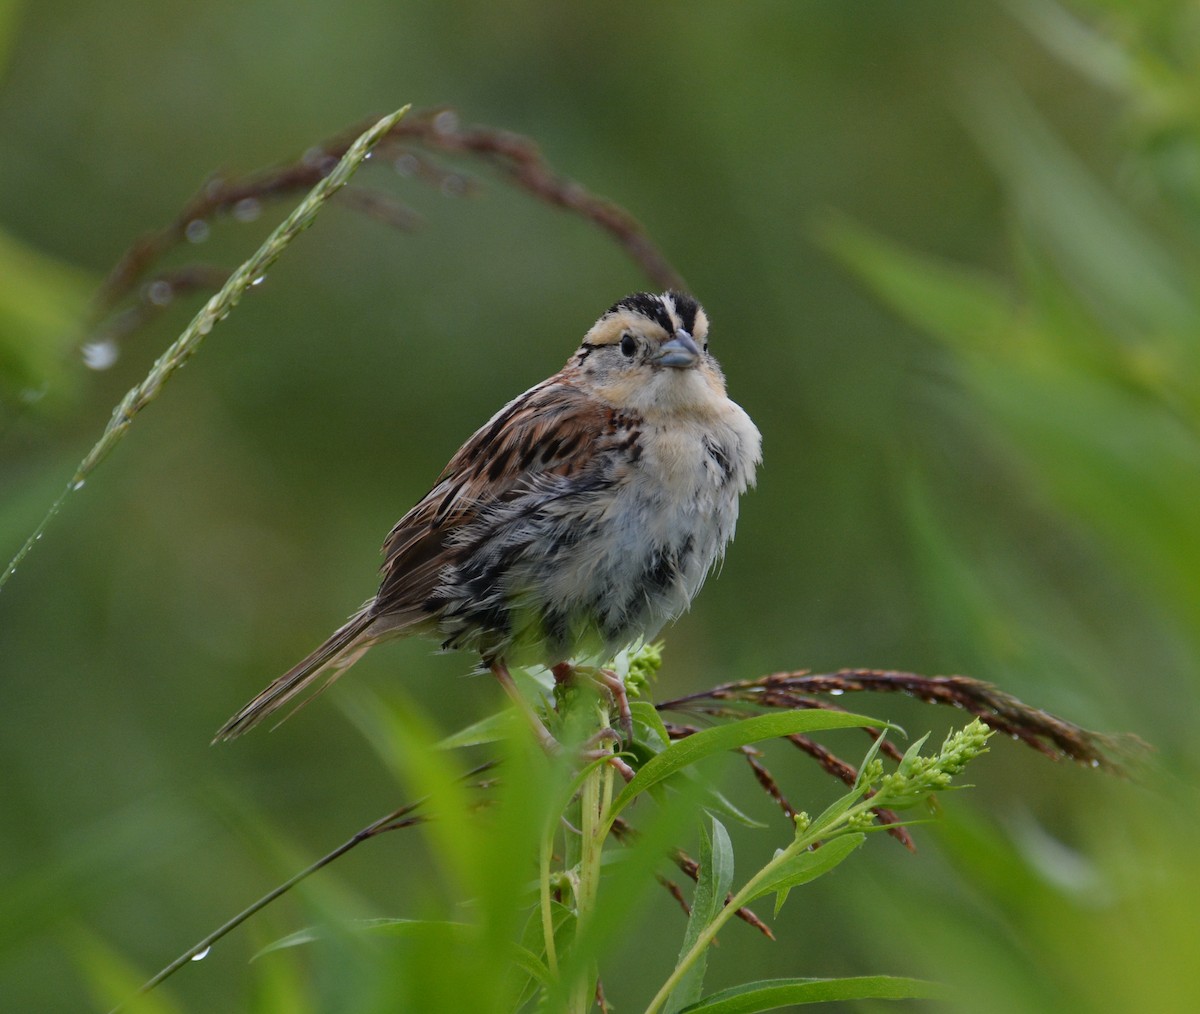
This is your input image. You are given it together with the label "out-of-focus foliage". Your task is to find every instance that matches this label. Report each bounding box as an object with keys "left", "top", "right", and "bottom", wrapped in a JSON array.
[
  {"left": 2, "top": 1, "right": 1198, "bottom": 1011},
  {"left": 0, "top": 227, "right": 92, "bottom": 409},
  {"left": 0, "top": 1, "right": 91, "bottom": 411},
  {"left": 825, "top": 3, "right": 1200, "bottom": 1010}
]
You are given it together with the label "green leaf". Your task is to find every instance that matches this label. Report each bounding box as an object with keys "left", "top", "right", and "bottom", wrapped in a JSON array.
[
  {"left": 339, "top": 688, "right": 483, "bottom": 898},
  {"left": 852, "top": 730, "right": 889, "bottom": 790},
  {"left": 631, "top": 699, "right": 672, "bottom": 751},
  {"left": 71, "top": 928, "right": 186, "bottom": 1014},
  {"left": 507, "top": 943, "right": 553, "bottom": 988},
  {"left": 667, "top": 817, "right": 735, "bottom": 1013},
  {"left": 548, "top": 774, "right": 709, "bottom": 1011},
  {"left": 896, "top": 731, "right": 933, "bottom": 773},
  {"left": 966, "top": 71, "right": 1197, "bottom": 338},
  {"left": 0, "top": 227, "right": 92, "bottom": 405},
  {"left": 253, "top": 918, "right": 473, "bottom": 960},
  {"left": 805, "top": 781, "right": 870, "bottom": 834},
  {"left": 435, "top": 708, "right": 520, "bottom": 749},
  {"left": 0, "top": 0, "right": 24, "bottom": 71},
  {"left": 746, "top": 833, "right": 866, "bottom": 914},
  {"left": 253, "top": 926, "right": 324, "bottom": 958},
  {"left": 509, "top": 900, "right": 575, "bottom": 1010},
  {"left": 608, "top": 711, "right": 883, "bottom": 824},
  {"left": 248, "top": 933, "right": 314, "bottom": 1014},
  {"left": 680, "top": 975, "right": 948, "bottom": 1012},
  {"left": 700, "top": 786, "right": 768, "bottom": 830},
  {"left": 819, "top": 213, "right": 1013, "bottom": 351}
]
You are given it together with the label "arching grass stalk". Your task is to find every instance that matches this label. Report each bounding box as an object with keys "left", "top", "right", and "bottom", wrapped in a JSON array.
[{"left": 1, "top": 105, "right": 410, "bottom": 591}]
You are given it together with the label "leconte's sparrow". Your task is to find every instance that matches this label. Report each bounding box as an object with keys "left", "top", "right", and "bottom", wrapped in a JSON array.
[{"left": 215, "top": 292, "right": 761, "bottom": 746}]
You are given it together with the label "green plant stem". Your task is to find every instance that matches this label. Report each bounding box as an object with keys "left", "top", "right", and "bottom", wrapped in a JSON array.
[
  {"left": 540, "top": 826, "right": 559, "bottom": 978},
  {"left": 568, "top": 704, "right": 614, "bottom": 1013},
  {"left": 642, "top": 800, "right": 870, "bottom": 1014}
]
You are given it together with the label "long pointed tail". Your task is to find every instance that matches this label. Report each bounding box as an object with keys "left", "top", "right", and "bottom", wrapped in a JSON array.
[{"left": 213, "top": 609, "right": 375, "bottom": 741}]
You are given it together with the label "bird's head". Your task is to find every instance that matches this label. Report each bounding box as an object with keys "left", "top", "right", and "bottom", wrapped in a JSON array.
[{"left": 569, "top": 291, "right": 728, "bottom": 414}]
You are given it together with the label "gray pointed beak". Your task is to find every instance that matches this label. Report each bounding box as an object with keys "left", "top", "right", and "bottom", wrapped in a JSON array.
[{"left": 656, "top": 330, "right": 702, "bottom": 368}]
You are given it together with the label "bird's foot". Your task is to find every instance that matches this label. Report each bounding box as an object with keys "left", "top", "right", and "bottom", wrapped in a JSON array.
[
  {"left": 492, "top": 661, "right": 633, "bottom": 780},
  {"left": 551, "top": 662, "right": 635, "bottom": 747}
]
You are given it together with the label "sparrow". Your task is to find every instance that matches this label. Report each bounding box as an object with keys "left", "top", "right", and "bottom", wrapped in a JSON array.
[{"left": 214, "top": 291, "right": 761, "bottom": 746}]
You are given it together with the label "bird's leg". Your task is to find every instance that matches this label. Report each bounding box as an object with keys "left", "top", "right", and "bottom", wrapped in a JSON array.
[
  {"left": 490, "top": 660, "right": 560, "bottom": 756},
  {"left": 597, "top": 667, "right": 635, "bottom": 747},
  {"left": 551, "top": 662, "right": 635, "bottom": 748},
  {"left": 491, "top": 661, "right": 633, "bottom": 782}
]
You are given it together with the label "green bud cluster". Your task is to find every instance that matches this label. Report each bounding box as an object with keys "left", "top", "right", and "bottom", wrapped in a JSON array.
[
  {"left": 625, "top": 641, "right": 665, "bottom": 697},
  {"left": 935, "top": 719, "right": 993, "bottom": 775},
  {"left": 846, "top": 810, "right": 876, "bottom": 832},
  {"left": 872, "top": 719, "right": 993, "bottom": 810}
]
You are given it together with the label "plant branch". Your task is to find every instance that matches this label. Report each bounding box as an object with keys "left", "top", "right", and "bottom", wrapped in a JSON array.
[
  {"left": 609, "top": 817, "right": 774, "bottom": 941},
  {"left": 87, "top": 106, "right": 685, "bottom": 339},
  {"left": 108, "top": 801, "right": 423, "bottom": 1014},
  {"left": 109, "top": 757, "right": 496, "bottom": 1012},
  {"left": 658, "top": 668, "right": 1143, "bottom": 773},
  {"left": 643, "top": 721, "right": 993, "bottom": 1014}
]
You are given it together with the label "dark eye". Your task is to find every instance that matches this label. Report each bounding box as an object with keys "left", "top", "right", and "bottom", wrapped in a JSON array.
[{"left": 619, "top": 334, "right": 637, "bottom": 358}]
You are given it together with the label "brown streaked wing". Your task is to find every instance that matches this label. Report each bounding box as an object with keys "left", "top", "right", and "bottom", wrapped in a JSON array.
[{"left": 372, "top": 377, "right": 616, "bottom": 619}]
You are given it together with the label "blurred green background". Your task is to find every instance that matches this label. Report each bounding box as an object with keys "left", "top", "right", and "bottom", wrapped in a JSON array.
[{"left": 3, "top": 0, "right": 1198, "bottom": 1010}]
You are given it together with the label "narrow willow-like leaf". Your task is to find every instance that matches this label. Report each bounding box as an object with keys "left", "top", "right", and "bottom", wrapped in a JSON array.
[
  {"left": 435, "top": 709, "right": 520, "bottom": 750},
  {"left": 511, "top": 900, "right": 575, "bottom": 1011},
  {"left": 746, "top": 833, "right": 866, "bottom": 914},
  {"left": 666, "top": 817, "right": 735, "bottom": 1013},
  {"left": 630, "top": 700, "right": 673, "bottom": 751},
  {"left": 546, "top": 772, "right": 709, "bottom": 1012},
  {"left": 253, "top": 918, "right": 473, "bottom": 960},
  {"left": 798, "top": 780, "right": 869, "bottom": 836},
  {"left": 968, "top": 72, "right": 1195, "bottom": 335},
  {"left": 608, "top": 711, "right": 883, "bottom": 824},
  {"left": 680, "top": 974, "right": 948, "bottom": 1012},
  {"left": 73, "top": 930, "right": 185, "bottom": 1014},
  {"left": 818, "top": 214, "right": 1013, "bottom": 351},
  {"left": 339, "top": 687, "right": 484, "bottom": 896},
  {"left": 699, "top": 785, "right": 768, "bottom": 830},
  {"left": 852, "top": 730, "right": 889, "bottom": 791}
]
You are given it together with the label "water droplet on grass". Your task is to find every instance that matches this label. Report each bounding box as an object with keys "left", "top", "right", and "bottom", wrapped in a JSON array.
[
  {"left": 82, "top": 340, "right": 119, "bottom": 370},
  {"left": 185, "top": 219, "right": 210, "bottom": 243},
  {"left": 146, "top": 280, "right": 174, "bottom": 305},
  {"left": 191, "top": 946, "right": 211, "bottom": 961},
  {"left": 233, "top": 198, "right": 261, "bottom": 222}
]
